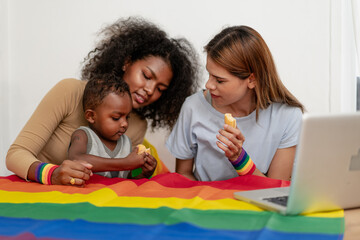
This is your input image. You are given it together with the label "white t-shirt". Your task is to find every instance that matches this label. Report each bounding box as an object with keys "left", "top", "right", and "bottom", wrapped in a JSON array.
[
  {"left": 78, "top": 126, "right": 131, "bottom": 178},
  {"left": 166, "top": 90, "right": 302, "bottom": 181}
]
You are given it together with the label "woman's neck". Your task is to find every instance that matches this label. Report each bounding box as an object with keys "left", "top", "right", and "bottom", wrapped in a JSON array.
[{"left": 212, "top": 92, "right": 257, "bottom": 118}]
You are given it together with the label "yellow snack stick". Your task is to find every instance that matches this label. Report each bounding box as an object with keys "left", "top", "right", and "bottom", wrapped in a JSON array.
[
  {"left": 136, "top": 144, "right": 151, "bottom": 154},
  {"left": 224, "top": 113, "right": 236, "bottom": 128}
]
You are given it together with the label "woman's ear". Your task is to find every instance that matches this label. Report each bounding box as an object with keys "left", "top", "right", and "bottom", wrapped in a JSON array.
[
  {"left": 247, "top": 73, "right": 256, "bottom": 89},
  {"left": 122, "top": 59, "right": 131, "bottom": 72},
  {"left": 85, "top": 109, "right": 95, "bottom": 124}
]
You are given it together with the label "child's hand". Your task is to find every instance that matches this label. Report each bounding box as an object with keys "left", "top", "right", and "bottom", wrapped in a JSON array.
[
  {"left": 125, "top": 150, "right": 147, "bottom": 170},
  {"left": 216, "top": 124, "right": 245, "bottom": 161},
  {"left": 141, "top": 154, "right": 157, "bottom": 178}
]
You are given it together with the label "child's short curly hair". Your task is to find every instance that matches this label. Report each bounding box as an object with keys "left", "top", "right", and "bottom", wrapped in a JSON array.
[
  {"left": 81, "top": 17, "right": 200, "bottom": 129},
  {"left": 83, "top": 76, "right": 131, "bottom": 111}
]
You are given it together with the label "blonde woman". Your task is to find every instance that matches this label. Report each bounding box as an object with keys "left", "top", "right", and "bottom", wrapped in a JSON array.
[{"left": 167, "top": 26, "right": 304, "bottom": 181}]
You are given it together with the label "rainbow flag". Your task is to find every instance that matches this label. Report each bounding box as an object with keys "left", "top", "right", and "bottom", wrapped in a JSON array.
[{"left": 0, "top": 173, "right": 344, "bottom": 239}]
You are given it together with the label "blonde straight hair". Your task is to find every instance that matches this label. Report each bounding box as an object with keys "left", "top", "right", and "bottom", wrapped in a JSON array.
[{"left": 205, "top": 26, "right": 304, "bottom": 119}]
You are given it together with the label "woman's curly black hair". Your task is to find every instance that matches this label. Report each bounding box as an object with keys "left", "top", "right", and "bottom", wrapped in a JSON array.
[{"left": 81, "top": 17, "right": 200, "bottom": 129}]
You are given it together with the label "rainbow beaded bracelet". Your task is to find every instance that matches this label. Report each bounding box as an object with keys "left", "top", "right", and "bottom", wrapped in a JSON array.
[
  {"left": 230, "top": 149, "right": 256, "bottom": 176},
  {"left": 35, "top": 162, "right": 59, "bottom": 185}
]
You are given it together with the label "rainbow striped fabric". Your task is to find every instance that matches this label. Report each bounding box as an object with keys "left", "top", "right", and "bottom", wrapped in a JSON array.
[{"left": 0, "top": 173, "right": 344, "bottom": 240}]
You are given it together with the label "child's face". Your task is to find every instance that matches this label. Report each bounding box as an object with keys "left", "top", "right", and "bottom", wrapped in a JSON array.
[
  {"left": 205, "top": 56, "right": 255, "bottom": 111},
  {"left": 91, "top": 92, "right": 132, "bottom": 142}
]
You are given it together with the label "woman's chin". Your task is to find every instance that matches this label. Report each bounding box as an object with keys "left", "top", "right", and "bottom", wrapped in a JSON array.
[
  {"left": 132, "top": 101, "right": 148, "bottom": 109},
  {"left": 132, "top": 102, "right": 141, "bottom": 109}
]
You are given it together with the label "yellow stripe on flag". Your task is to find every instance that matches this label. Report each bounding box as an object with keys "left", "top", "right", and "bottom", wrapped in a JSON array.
[{"left": 0, "top": 189, "right": 262, "bottom": 211}]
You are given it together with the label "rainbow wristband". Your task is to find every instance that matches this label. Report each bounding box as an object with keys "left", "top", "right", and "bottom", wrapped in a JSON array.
[
  {"left": 230, "top": 149, "right": 256, "bottom": 176},
  {"left": 35, "top": 162, "right": 59, "bottom": 185}
]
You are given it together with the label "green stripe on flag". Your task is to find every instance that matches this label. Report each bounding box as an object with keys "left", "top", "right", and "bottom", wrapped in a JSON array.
[
  {"left": 0, "top": 203, "right": 344, "bottom": 234},
  {"left": 266, "top": 213, "right": 345, "bottom": 235}
]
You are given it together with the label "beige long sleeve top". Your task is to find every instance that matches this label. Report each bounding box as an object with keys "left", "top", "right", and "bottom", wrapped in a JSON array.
[{"left": 6, "top": 78, "right": 147, "bottom": 180}]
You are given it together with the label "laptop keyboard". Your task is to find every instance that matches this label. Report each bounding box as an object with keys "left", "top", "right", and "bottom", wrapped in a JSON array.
[{"left": 263, "top": 196, "right": 288, "bottom": 207}]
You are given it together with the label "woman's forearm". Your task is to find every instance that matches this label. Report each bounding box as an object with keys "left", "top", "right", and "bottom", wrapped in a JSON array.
[
  {"left": 27, "top": 161, "right": 40, "bottom": 182},
  {"left": 253, "top": 168, "right": 266, "bottom": 178},
  {"left": 175, "top": 158, "right": 197, "bottom": 181}
]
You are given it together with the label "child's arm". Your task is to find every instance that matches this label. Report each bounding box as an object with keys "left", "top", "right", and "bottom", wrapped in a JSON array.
[
  {"left": 68, "top": 129, "right": 89, "bottom": 160},
  {"left": 176, "top": 158, "right": 196, "bottom": 181},
  {"left": 68, "top": 130, "right": 146, "bottom": 172}
]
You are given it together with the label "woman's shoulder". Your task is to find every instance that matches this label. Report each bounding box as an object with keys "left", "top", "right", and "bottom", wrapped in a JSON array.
[
  {"left": 262, "top": 103, "right": 303, "bottom": 132},
  {"left": 176, "top": 91, "right": 205, "bottom": 117},
  {"left": 268, "top": 102, "right": 302, "bottom": 117},
  {"left": 55, "top": 78, "right": 87, "bottom": 91},
  {"left": 182, "top": 90, "right": 205, "bottom": 107},
  {"left": 48, "top": 78, "right": 87, "bottom": 102},
  {"left": 41, "top": 78, "right": 87, "bottom": 116},
  {"left": 257, "top": 103, "right": 302, "bottom": 129}
]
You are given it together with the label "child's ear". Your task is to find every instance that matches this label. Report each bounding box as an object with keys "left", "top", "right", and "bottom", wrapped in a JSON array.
[
  {"left": 85, "top": 109, "right": 95, "bottom": 124},
  {"left": 247, "top": 73, "right": 256, "bottom": 89}
]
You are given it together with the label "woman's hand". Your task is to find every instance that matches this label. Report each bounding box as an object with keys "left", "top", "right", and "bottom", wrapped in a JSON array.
[
  {"left": 51, "top": 160, "right": 93, "bottom": 187},
  {"left": 217, "top": 124, "right": 267, "bottom": 178},
  {"left": 216, "top": 124, "right": 245, "bottom": 161}
]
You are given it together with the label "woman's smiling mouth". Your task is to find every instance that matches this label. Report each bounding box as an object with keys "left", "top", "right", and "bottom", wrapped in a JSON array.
[{"left": 134, "top": 92, "right": 147, "bottom": 104}]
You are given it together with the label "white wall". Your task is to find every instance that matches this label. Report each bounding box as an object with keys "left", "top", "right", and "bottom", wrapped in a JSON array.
[
  {"left": 1, "top": 0, "right": 10, "bottom": 176},
  {"left": 0, "top": 0, "right": 353, "bottom": 176}
]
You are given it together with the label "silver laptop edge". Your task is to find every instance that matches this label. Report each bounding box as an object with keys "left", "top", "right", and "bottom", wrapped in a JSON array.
[{"left": 234, "top": 112, "right": 360, "bottom": 215}]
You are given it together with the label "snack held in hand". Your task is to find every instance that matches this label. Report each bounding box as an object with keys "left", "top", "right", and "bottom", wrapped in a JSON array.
[
  {"left": 137, "top": 144, "right": 151, "bottom": 154},
  {"left": 224, "top": 113, "right": 236, "bottom": 128}
]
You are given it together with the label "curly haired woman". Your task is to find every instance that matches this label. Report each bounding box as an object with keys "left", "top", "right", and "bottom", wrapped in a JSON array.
[{"left": 6, "top": 17, "right": 200, "bottom": 186}]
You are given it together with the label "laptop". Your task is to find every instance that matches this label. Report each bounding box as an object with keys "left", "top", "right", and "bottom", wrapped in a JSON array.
[{"left": 233, "top": 112, "right": 360, "bottom": 215}]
